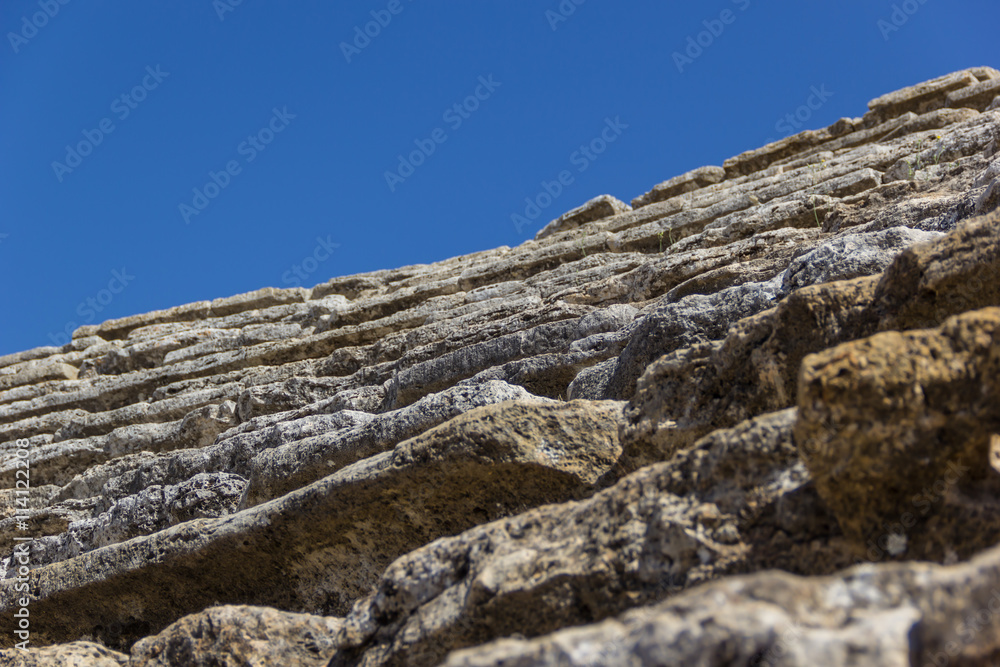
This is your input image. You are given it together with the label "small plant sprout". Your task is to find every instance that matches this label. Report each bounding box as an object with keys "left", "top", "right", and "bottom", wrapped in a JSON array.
[
  {"left": 657, "top": 230, "right": 665, "bottom": 252},
  {"left": 808, "top": 160, "right": 828, "bottom": 224},
  {"left": 668, "top": 228, "right": 675, "bottom": 246},
  {"left": 809, "top": 159, "right": 827, "bottom": 186},
  {"left": 578, "top": 231, "right": 589, "bottom": 257},
  {"left": 909, "top": 136, "right": 937, "bottom": 174},
  {"left": 933, "top": 135, "right": 945, "bottom": 164}
]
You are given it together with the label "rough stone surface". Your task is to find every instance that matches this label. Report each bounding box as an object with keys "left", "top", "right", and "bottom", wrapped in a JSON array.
[
  {"left": 0, "top": 400, "right": 623, "bottom": 649},
  {"left": 3, "top": 70, "right": 1000, "bottom": 666},
  {"left": 0, "top": 642, "right": 128, "bottom": 666},
  {"left": 129, "top": 605, "right": 343, "bottom": 667},
  {"left": 796, "top": 307, "right": 1000, "bottom": 558},
  {"left": 631, "top": 166, "right": 726, "bottom": 209},
  {"left": 620, "top": 208, "right": 1000, "bottom": 469},
  {"left": 327, "top": 408, "right": 848, "bottom": 667},
  {"left": 443, "top": 543, "right": 1000, "bottom": 666},
  {"left": 534, "top": 195, "right": 632, "bottom": 240},
  {"left": 242, "top": 380, "right": 555, "bottom": 506}
]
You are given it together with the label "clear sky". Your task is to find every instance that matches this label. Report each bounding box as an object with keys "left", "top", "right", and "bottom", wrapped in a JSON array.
[{"left": 1, "top": 1, "right": 997, "bottom": 355}]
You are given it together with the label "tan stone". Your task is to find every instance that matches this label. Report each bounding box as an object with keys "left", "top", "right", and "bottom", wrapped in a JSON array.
[
  {"left": 795, "top": 307, "right": 1000, "bottom": 554},
  {"left": 534, "top": 195, "right": 631, "bottom": 240},
  {"left": 631, "top": 166, "right": 726, "bottom": 209}
]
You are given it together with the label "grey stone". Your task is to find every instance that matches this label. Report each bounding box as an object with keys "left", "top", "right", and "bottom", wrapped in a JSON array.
[
  {"left": 4, "top": 472, "right": 248, "bottom": 572},
  {"left": 0, "top": 641, "right": 128, "bottom": 666},
  {"left": 444, "top": 539, "right": 1000, "bottom": 667},
  {"left": 241, "top": 380, "right": 553, "bottom": 507},
  {"left": 605, "top": 278, "right": 782, "bottom": 401},
  {"left": 534, "top": 195, "right": 632, "bottom": 240},
  {"left": 328, "top": 409, "right": 839, "bottom": 667},
  {"left": 631, "top": 166, "right": 726, "bottom": 209},
  {"left": 129, "top": 605, "right": 343, "bottom": 667},
  {"left": 382, "top": 303, "right": 634, "bottom": 410},
  {"left": 0, "top": 400, "right": 622, "bottom": 650},
  {"left": 780, "top": 226, "right": 943, "bottom": 293}
]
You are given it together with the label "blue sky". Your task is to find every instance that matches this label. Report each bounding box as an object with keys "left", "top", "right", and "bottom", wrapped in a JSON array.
[{"left": 1, "top": 1, "right": 997, "bottom": 355}]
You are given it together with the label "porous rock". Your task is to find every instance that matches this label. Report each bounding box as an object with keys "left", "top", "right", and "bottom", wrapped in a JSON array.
[{"left": 3, "top": 70, "right": 1000, "bottom": 666}]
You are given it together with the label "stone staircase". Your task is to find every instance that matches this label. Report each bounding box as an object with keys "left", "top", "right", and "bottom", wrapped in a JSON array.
[{"left": 2, "top": 67, "right": 1000, "bottom": 666}]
